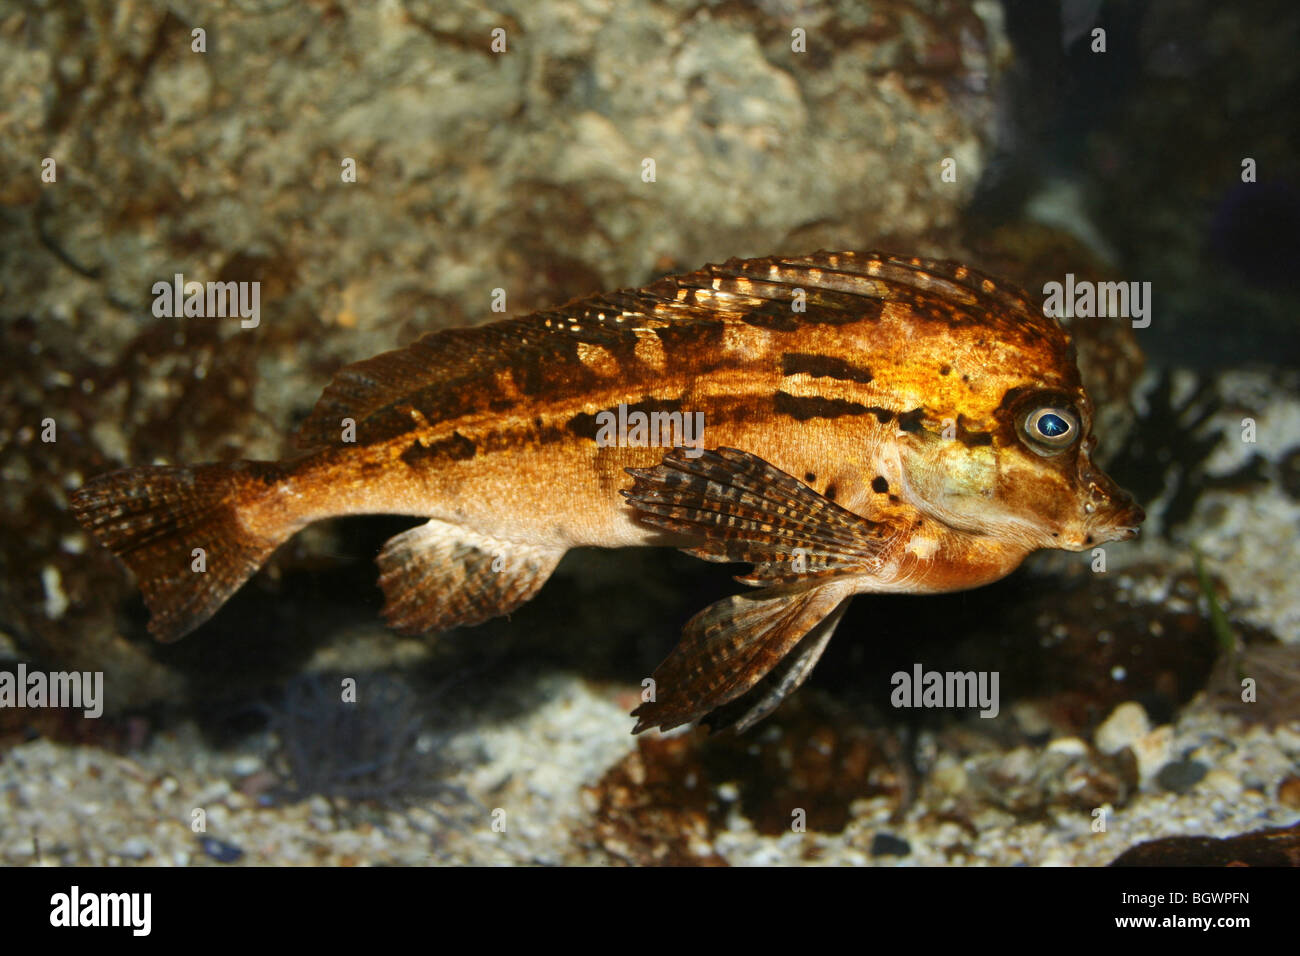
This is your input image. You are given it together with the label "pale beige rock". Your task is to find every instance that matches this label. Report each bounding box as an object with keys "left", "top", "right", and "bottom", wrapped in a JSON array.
[{"left": 1094, "top": 701, "right": 1152, "bottom": 755}]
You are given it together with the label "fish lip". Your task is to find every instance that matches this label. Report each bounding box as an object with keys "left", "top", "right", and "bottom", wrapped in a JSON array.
[
  {"left": 1079, "top": 460, "right": 1144, "bottom": 539},
  {"left": 1101, "top": 503, "right": 1145, "bottom": 541}
]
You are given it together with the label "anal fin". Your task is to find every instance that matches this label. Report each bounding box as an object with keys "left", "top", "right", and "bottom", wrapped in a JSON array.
[{"left": 376, "top": 520, "right": 564, "bottom": 635}]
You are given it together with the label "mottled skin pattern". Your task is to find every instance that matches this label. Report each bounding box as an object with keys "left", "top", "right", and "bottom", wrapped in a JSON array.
[{"left": 71, "top": 251, "right": 1143, "bottom": 732}]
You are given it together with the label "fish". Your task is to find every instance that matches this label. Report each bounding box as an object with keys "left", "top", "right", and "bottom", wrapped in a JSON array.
[{"left": 69, "top": 251, "right": 1144, "bottom": 733}]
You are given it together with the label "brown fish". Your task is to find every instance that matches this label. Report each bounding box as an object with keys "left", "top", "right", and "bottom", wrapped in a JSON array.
[{"left": 70, "top": 251, "right": 1143, "bottom": 733}]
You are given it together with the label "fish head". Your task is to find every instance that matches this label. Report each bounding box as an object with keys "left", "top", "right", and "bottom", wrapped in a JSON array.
[
  {"left": 890, "top": 313, "right": 1143, "bottom": 554},
  {"left": 990, "top": 384, "right": 1144, "bottom": 550}
]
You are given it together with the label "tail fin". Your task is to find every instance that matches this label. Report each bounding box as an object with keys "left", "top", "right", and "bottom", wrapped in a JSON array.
[{"left": 69, "top": 460, "right": 292, "bottom": 642}]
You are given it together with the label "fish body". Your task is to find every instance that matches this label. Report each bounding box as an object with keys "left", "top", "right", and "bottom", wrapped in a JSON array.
[{"left": 71, "top": 251, "right": 1143, "bottom": 732}]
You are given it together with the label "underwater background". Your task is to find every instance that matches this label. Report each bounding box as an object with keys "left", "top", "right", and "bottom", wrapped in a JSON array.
[{"left": 1, "top": 0, "right": 1298, "bottom": 865}]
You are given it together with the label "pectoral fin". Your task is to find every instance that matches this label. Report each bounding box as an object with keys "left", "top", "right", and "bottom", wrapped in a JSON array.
[
  {"left": 624, "top": 447, "right": 898, "bottom": 733},
  {"left": 376, "top": 520, "right": 564, "bottom": 635},
  {"left": 631, "top": 579, "right": 854, "bottom": 734},
  {"left": 622, "top": 446, "right": 898, "bottom": 585}
]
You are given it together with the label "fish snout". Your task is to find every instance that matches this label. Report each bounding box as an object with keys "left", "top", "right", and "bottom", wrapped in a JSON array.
[
  {"left": 1104, "top": 501, "right": 1145, "bottom": 541},
  {"left": 1081, "top": 469, "right": 1145, "bottom": 542}
]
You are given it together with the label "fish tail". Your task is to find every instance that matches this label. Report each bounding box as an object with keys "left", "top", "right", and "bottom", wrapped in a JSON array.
[{"left": 70, "top": 460, "right": 295, "bottom": 642}]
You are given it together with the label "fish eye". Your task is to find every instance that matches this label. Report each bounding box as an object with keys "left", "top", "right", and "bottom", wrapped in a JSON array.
[{"left": 1022, "top": 407, "right": 1078, "bottom": 451}]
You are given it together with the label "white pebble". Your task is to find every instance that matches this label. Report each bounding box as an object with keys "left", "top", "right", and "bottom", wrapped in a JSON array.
[{"left": 1094, "top": 702, "right": 1151, "bottom": 755}]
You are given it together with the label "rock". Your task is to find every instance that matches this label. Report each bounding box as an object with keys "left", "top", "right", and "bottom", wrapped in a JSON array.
[
  {"left": 230, "top": 755, "right": 263, "bottom": 777},
  {"left": 864, "top": 564, "right": 1222, "bottom": 743},
  {"left": 1200, "top": 769, "right": 1243, "bottom": 800},
  {"left": 1094, "top": 702, "right": 1151, "bottom": 755},
  {"left": 197, "top": 835, "right": 244, "bottom": 864},
  {"left": 965, "top": 742, "right": 1138, "bottom": 816},
  {"left": 870, "top": 833, "right": 912, "bottom": 858},
  {"left": 1156, "top": 758, "right": 1209, "bottom": 794},
  {"left": 1046, "top": 736, "right": 1090, "bottom": 757},
  {"left": 931, "top": 760, "right": 969, "bottom": 796},
  {"left": 1130, "top": 725, "right": 1176, "bottom": 783},
  {"left": 581, "top": 694, "right": 901, "bottom": 863},
  {"left": 1111, "top": 821, "right": 1300, "bottom": 867},
  {"left": 1100, "top": 369, "right": 1300, "bottom": 644},
  {"left": 116, "top": 836, "right": 151, "bottom": 860}
]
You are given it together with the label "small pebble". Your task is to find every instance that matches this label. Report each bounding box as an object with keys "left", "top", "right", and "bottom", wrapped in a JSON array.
[
  {"left": 117, "top": 837, "right": 150, "bottom": 860},
  {"left": 1157, "top": 758, "right": 1208, "bottom": 794},
  {"left": 1201, "top": 769, "right": 1243, "bottom": 799},
  {"left": 1046, "top": 736, "right": 1089, "bottom": 757},
  {"left": 931, "top": 762, "right": 968, "bottom": 795},
  {"left": 1011, "top": 701, "right": 1051, "bottom": 738},
  {"left": 231, "top": 755, "right": 263, "bottom": 776},
  {"left": 1278, "top": 775, "right": 1300, "bottom": 809},
  {"left": 1094, "top": 702, "right": 1150, "bottom": 755},
  {"left": 870, "top": 832, "right": 911, "bottom": 857},
  {"left": 198, "top": 835, "right": 244, "bottom": 863},
  {"left": 1130, "top": 725, "right": 1175, "bottom": 782}
]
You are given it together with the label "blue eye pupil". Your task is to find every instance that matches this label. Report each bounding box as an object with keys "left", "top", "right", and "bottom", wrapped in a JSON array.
[{"left": 1037, "top": 413, "right": 1069, "bottom": 438}]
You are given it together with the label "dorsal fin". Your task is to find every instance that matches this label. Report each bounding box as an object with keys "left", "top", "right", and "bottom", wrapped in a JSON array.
[
  {"left": 296, "top": 296, "right": 719, "bottom": 450},
  {"left": 297, "top": 320, "right": 560, "bottom": 449},
  {"left": 689, "top": 251, "right": 1044, "bottom": 326},
  {"left": 297, "top": 251, "right": 1050, "bottom": 449}
]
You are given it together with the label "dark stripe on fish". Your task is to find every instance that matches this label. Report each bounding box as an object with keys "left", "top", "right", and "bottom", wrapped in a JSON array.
[
  {"left": 400, "top": 431, "right": 477, "bottom": 466},
  {"left": 773, "top": 391, "right": 871, "bottom": 421},
  {"left": 780, "top": 353, "right": 873, "bottom": 384},
  {"left": 565, "top": 397, "right": 687, "bottom": 441},
  {"left": 897, "top": 408, "right": 926, "bottom": 434},
  {"left": 652, "top": 319, "right": 727, "bottom": 354},
  {"left": 956, "top": 414, "right": 994, "bottom": 447},
  {"left": 738, "top": 303, "right": 801, "bottom": 332}
]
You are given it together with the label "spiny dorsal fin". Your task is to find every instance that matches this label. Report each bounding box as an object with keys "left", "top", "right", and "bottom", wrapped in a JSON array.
[
  {"left": 375, "top": 519, "right": 564, "bottom": 635},
  {"left": 700, "top": 251, "right": 1041, "bottom": 317},
  {"left": 297, "top": 251, "right": 1048, "bottom": 449},
  {"left": 295, "top": 293, "right": 721, "bottom": 450},
  {"left": 297, "top": 320, "right": 562, "bottom": 449}
]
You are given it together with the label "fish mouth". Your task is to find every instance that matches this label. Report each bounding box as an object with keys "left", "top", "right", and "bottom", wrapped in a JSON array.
[
  {"left": 1093, "top": 500, "right": 1145, "bottom": 542},
  {"left": 1077, "top": 456, "right": 1144, "bottom": 543}
]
